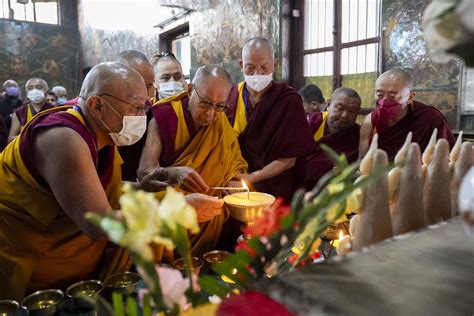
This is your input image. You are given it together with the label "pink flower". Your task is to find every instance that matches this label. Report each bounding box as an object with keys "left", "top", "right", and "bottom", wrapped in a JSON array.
[{"left": 137, "top": 266, "right": 200, "bottom": 311}]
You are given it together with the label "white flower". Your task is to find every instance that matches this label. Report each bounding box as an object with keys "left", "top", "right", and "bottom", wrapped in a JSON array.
[{"left": 158, "top": 187, "right": 200, "bottom": 234}]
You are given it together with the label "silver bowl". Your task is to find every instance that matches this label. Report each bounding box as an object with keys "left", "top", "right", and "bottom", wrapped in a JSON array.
[
  {"left": 174, "top": 257, "right": 204, "bottom": 275},
  {"left": 21, "top": 289, "right": 63, "bottom": 316},
  {"left": 66, "top": 279, "right": 104, "bottom": 308},
  {"left": 104, "top": 272, "right": 141, "bottom": 296},
  {"left": 223, "top": 192, "right": 275, "bottom": 223},
  {"left": 0, "top": 300, "right": 20, "bottom": 315},
  {"left": 203, "top": 250, "right": 231, "bottom": 264}
]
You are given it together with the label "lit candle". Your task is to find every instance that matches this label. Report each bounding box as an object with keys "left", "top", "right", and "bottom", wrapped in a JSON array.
[
  {"left": 242, "top": 179, "right": 250, "bottom": 200},
  {"left": 336, "top": 235, "right": 352, "bottom": 256},
  {"left": 332, "top": 231, "right": 344, "bottom": 248}
]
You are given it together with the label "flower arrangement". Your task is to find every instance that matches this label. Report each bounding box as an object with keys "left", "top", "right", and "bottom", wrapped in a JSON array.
[
  {"left": 87, "top": 146, "right": 382, "bottom": 315},
  {"left": 423, "top": 0, "right": 474, "bottom": 66}
]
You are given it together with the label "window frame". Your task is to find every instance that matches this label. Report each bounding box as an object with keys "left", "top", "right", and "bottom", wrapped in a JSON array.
[{"left": 303, "top": 0, "right": 381, "bottom": 92}]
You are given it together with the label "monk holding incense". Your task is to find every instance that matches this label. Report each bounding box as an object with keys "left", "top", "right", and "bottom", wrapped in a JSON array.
[
  {"left": 304, "top": 87, "right": 361, "bottom": 190},
  {"left": 226, "top": 37, "right": 314, "bottom": 201},
  {"left": 0, "top": 62, "right": 149, "bottom": 299},
  {"left": 138, "top": 64, "right": 247, "bottom": 257},
  {"left": 358, "top": 68, "right": 455, "bottom": 161},
  {"left": 8, "top": 78, "right": 54, "bottom": 143}
]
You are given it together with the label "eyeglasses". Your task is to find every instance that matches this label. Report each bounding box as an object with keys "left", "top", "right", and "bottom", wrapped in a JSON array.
[
  {"left": 99, "top": 93, "right": 151, "bottom": 115},
  {"left": 193, "top": 88, "right": 228, "bottom": 112}
]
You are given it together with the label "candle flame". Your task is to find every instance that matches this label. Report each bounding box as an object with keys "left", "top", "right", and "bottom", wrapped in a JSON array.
[
  {"left": 339, "top": 231, "right": 344, "bottom": 240},
  {"left": 241, "top": 179, "right": 249, "bottom": 191}
]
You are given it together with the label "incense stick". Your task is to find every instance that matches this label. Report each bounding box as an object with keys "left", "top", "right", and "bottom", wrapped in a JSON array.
[{"left": 208, "top": 186, "right": 247, "bottom": 191}]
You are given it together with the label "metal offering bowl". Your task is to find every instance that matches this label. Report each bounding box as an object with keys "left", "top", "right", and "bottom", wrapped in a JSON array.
[
  {"left": 66, "top": 280, "right": 104, "bottom": 308},
  {"left": 321, "top": 221, "right": 350, "bottom": 240},
  {"left": 0, "top": 300, "right": 20, "bottom": 316},
  {"left": 223, "top": 192, "right": 276, "bottom": 224},
  {"left": 203, "top": 250, "right": 231, "bottom": 264},
  {"left": 21, "top": 289, "right": 63, "bottom": 316},
  {"left": 174, "top": 257, "right": 204, "bottom": 275},
  {"left": 104, "top": 272, "right": 141, "bottom": 296}
]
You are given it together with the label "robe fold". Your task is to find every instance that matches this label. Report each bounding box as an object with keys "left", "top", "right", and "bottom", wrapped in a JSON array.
[
  {"left": 14, "top": 102, "right": 54, "bottom": 128},
  {"left": 0, "top": 106, "right": 128, "bottom": 300},
  {"left": 304, "top": 111, "right": 360, "bottom": 190},
  {"left": 226, "top": 81, "right": 314, "bottom": 201},
  {"left": 371, "top": 101, "right": 455, "bottom": 161},
  {"left": 151, "top": 92, "right": 247, "bottom": 259},
  {"left": 0, "top": 116, "right": 7, "bottom": 151}
]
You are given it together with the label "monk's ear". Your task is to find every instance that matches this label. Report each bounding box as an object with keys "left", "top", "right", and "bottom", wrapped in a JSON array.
[
  {"left": 87, "top": 96, "right": 103, "bottom": 119},
  {"left": 239, "top": 59, "right": 243, "bottom": 70},
  {"left": 187, "top": 83, "right": 194, "bottom": 95},
  {"left": 273, "top": 59, "right": 279, "bottom": 72}
]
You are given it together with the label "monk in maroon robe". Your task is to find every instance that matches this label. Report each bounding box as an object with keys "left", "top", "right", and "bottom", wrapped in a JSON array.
[
  {"left": 226, "top": 37, "right": 314, "bottom": 201},
  {"left": 114, "top": 50, "right": 155, "bottom": 181},
  {"left": 359, "top": 68, "right": 455, "bottom": 161},
  {"left": 305, "top": 87, "right": 361, "bottom": 190}
]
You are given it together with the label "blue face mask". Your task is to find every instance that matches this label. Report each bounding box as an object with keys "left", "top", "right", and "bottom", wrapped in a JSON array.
[
  {"left": 5, "top": 86, "right": 19, "bottom": 97},
  {"left": 57, "top": 97, "right": 67, "bottom": 105}
]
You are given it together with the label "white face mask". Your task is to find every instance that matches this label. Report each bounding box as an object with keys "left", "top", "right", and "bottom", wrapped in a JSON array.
[
  {"left": 101, "top": 99, "right": 147, "bottom": 146},
  {"left": 244, "top": 73, "right": 273, "bottom": 92},
  {"left": 158, "top": 81, "right": 185, "bottom": 99},
  {"left": 27, "top": 89, "right": 46, "bottom": 104}
]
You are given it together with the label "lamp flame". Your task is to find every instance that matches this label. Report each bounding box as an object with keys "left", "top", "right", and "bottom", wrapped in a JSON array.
[
  {"left": 241, "top": 179, "right": 249, "bottom": 191},
  {"left": 339, "top": 231, "right": 344, "bottom": 240}
]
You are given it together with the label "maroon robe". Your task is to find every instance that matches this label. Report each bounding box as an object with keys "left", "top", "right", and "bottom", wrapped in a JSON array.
[
  {"left": 151, "top": 96, "right": 197, "bottom": 167},
  {"left": 371, "top": 101, "right": 455, "bottom": 161},
  {"left": 227, "top": 81, "right": 314, "bottom": 201},
  {"left": 19, "top": 106, "right": 116, "bottom": 190},
  {"left": 304, "top": 112, "right": 360, "bottom": 190},
  {"left": 15, "top": 102, "right": 54, "bottom": 126}
]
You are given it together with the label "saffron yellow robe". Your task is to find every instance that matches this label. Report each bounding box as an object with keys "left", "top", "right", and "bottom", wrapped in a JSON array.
[
  {"left": 151, "top": 92, "right": 248, "bottom": 260},
  {"left": 0, "top": 106, "right": 127, "bottom": 300}
]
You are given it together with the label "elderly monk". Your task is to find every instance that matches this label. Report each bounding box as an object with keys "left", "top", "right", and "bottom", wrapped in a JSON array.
[
  {"left": 150, "top": 52, "right": 187, "bottom": 103},
  {"left": 305, "top": 87, "right": 361, "bottom": 190},
  {"left": 226, "top": 37, "right": 314, "bottom": 201},
  {"left": 138, "top": 64, "right": 247, "bottom": 258},
  {"left": 116, "top": 50, "right": 155, "bottom": 181},
  {"left": 0, "top": 62, "right": 150, "bottom": 299},
  {"left": 359, "top": 68, "right": 455, "bottom": 160},
  {"left": 8, "top": 78, "right": 54, "bottom": 143}
]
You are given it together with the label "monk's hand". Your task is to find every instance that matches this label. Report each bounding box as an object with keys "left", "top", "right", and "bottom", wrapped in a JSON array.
[
  {"left": 185, "top": 193, "right": 224, "bottom": 222},
  {"left": 169, "top": 166, "right": 209, "bottom": 193},
  {"left": 135, "top": 169, "right": 168, "bottom": 192}
]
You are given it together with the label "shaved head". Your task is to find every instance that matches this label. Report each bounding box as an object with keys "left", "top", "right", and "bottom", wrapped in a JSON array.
[
  {"left": 25, "top": 78, "right": 48, "bottom": 91},
  {"left": 193, "top": 64, "right": 231, "bottom": 86},
  {"left": 332, "top": 87, "right": 361, "bottom": 105},
  {"left": 118, "top": 50, "right": 154, "bottom": 97},
  {"left": 242, "top": 37, "right": 274, "bottom": 58},
  {"left": 2, "top": 79, "right": 18, "bottom": 89},
  {"left": 79, "top": 62, "right": 146, "bottom": 103},
  {"left": 378, "top": 68, "right": 414, "bottom": 90},
  {"left": 118, "top": 50, "right": 151, "bottom": 66}
]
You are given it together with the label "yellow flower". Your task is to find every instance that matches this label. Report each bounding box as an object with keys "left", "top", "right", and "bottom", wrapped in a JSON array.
[
  {"left": 345, "top": 188, "right": 362, "bottom": 214},
  {"left": 327, "top": 183, "right": 345, "bottom": 194},
  {"left": 158, "top": 187, "right": 200, "bottom": 234}
]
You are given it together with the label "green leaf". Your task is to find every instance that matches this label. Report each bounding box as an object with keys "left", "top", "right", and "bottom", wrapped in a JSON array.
[
  {"left": 142, "top": 293, "right": 152, "bottom": 316},
  {"left": 320, "top": 144, "right": 348, "bottom": 170},
  {"left": 290, "top": 189, "right": 305, "bottom": 217},
  {"left": 112, "top": 292, "right": 125, "bottom": 316},
  {"left": 198, "top": 275, "right": 230, "bottom": 297},
  {"left": 126, "top": 296, "right": 139, "bottom": 316}
]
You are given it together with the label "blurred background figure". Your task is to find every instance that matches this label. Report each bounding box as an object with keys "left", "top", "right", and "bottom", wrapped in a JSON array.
[
  {"left": 52, "top": 85, "right": 68, "bottom": 105},
  {"left": 0, "top": 80, "right": 23, "bottom": 131},
  {"left": 46, "top": 91, "right": 58, "bottom": 106},
  {"left": 298, "top": 84, "right": 327, "bottom": 116}
]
